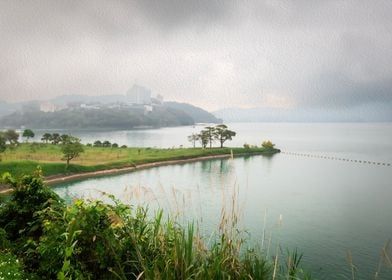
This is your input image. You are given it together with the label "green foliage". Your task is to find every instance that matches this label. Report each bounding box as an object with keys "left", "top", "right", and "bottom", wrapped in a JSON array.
[
  {"left": 4, "top": 129, "right": 19, "bottom": 145},
  {"left": 60, "top": 134, "right": 70, "bottom": 144},
  {"left": 0, "top": 169, "right": 63, "bottom": 274},
  {"left": 37, "top": 198, "right": 127, "bottom": 279},
  {"left": 102, "top": 140, "right": 111, "bottom": 147},
  {"left": 0, "top": 228, "right": 11, "bottom": 250},
  {"left": 199, "top": 130, "right": 209, "bottom": 148},
  {"left": 243, "top": 143, "right": 250, "bottom": 149},
  {"left": 190, "top": 124, "right": 236, "bottom": 148},
  {"left": 215, "top": 124, "right": 236, "bottom": 148},
  {"left": 51, "top": 133, "right": 61, "bottom": 145},
  {"left": 41, "top": 133, "right": 52, "bottom": 143},
  {"left": 0, "top": 169, "right": 310, "bottom": 279},
  {"left": 61, "top": 137, "right": 84, "bottom": 170},
  {"left": 262, "top": 140, "right": 275, "bottom": 149},
  {"left": 94, "top": 140, "right": 102, "bottom": 147},
  {"left": 0, "top": 145, "right": 279, "bottom": 178},
  {"left": 0, "top": 133, "right": 6, "bottom": 153},
  {"left": 203, "top": 126, "right": 216, "bottom": 148},
  {"left": 22, "top": 129, "right": 35, "bottom": 142},
  {"left": 0, "top": 251, "right": 24, "bottom": 280},
  {"left": 187, "top": 133, "right": 199, "bottom": 148}
]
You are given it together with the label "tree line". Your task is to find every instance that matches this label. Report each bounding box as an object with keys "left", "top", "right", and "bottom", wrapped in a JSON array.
[{"left": 188, "top": 124, "right": 236, "bottom": 148}]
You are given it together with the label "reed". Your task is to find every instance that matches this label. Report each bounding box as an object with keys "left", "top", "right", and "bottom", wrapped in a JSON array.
[{"left": 0, "top": 168, "right": 311, "bottom": 279}]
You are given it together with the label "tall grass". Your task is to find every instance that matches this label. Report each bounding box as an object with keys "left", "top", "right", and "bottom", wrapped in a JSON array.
[{"left": 0, "top": 169, "right": 310, "bottom": 279}]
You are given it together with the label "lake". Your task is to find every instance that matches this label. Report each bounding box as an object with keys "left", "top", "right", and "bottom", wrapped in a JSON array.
[{"left": 53, "top": 123, "right": 392, "bottom": 279}]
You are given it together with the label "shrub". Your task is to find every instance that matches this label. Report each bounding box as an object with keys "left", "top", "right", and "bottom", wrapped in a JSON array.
[
  {"left": 102, "top": 140, "right": 111, "bottom": 148},
  {"left": 0, "top": 169, "right": 63, "bottom": 273},
  {"left": 0, "top": 251, "right": 23, "bottom": 280},
  {"left": 261, "top": 140, "right": 275, "bottom": 149},
  {"left": 0, "top": 169, "right": 311, "bottom": 279},
  {"left": 93, "top": 140, "right": 102, "bottom": 147}
]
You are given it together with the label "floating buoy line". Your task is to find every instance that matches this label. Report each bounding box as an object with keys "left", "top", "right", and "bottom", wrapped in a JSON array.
[{"left": 280, "top": 151, "right": 391, "bottom": 167}]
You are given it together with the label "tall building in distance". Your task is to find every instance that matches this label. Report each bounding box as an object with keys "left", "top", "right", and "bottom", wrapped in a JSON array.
[{"left": 126, "top": 84, "right": 151, "bottom": 105}]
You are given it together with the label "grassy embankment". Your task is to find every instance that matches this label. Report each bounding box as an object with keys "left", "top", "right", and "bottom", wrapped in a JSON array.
[
  {"left": 0, "top": 143, "right": 279, "bottom": 179},
  {"left": 0, "top": 170, "right": 309, "bottom": 279}
]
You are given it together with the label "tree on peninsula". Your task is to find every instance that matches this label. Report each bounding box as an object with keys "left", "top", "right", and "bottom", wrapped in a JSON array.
[
  {"left": 199, "top": 130, "right": 209, "bottom": 148},
  {"left": 61, "top": 136, "right": 84, "bottom": 170},
  {"left": 214, "top": 124, "right": 236, "bottom": 148},
  {"left": 0, "top": 133, "right": 6, "bottom": 153},
  {"left": 203, "top": 126, "right": 216, "bottom": 148},
  {"left": 41, "top": 133, "right": 52, "bottom": 143},
  {"left": 60, "top": 134, "right": 70, "bottom": 144},
  {"left": 22, "top": 129, "right": 35, "bottom": 142},
  {"left": 4, "top": 129, "right": 19, "bottom": 146},
  {"left": 261, "top": 140, "right": 275, "bottom": 150},
  {"left": 187, "top": 133, "right": 199, "bottom": 148},
  {"left": 51, "top": 133, "right": 61, "bottom": 145},
  {"left": 188, "top": 124, "right": 236, "bottom": 148}
]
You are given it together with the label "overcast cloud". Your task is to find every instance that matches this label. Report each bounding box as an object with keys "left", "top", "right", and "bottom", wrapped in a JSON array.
[{"left": 0, "top": 0, "right": 391, "bottom": 117}]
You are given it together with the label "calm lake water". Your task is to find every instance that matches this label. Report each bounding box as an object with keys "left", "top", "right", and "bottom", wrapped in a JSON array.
[{"left": 53, "top": 123, "right": 392, "bottom": 279}]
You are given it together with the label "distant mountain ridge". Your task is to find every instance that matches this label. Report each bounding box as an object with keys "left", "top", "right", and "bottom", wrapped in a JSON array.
[
  {"left": 0, "top": 95, "right": 221, "bottom": 129},
  {"left": 0, "top": 106, "right": 194, "bottom": 129},
  {"left": 213, "top": 105, "right": 392, "bottom": 122},
  {"left": 164, "top": 101, "right": 222, "bottom": 123}
]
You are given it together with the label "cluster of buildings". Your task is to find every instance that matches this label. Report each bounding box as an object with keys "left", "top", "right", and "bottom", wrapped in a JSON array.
[{"left": 39, "top": 85, "right": 164, "bottom": 114}]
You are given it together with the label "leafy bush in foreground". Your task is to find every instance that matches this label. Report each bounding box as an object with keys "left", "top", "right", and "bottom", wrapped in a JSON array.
[{"left": 0, "top": 169, "right": 310, "bottom": 279}]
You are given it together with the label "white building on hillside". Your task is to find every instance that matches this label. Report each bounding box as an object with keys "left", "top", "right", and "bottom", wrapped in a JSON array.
[{"left": 126, "top": 84, "right": 151, "bottom": 105}]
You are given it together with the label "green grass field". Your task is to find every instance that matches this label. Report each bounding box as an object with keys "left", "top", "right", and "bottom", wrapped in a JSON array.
[{"left": 0, "top": 143, "right": 279, "bottom": 178}]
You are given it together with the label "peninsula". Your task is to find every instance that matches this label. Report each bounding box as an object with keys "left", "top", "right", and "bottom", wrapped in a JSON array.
[{"left": 0, "top": 144, "right": 280, "bottom": 192}]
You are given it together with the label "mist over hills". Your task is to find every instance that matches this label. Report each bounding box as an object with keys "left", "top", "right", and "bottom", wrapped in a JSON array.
[
  {"left": 214, "top": 103, "right": 392, "bottom": 123},
  {"left": 0, "top": 93, "right": 221, "bottom": 129}
]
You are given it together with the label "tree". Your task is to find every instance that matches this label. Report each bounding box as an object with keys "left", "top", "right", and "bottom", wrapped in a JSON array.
[
  {"left": 111, "top": 143, "right": 119, "bottom": 148},
  {"left": 0, "top": 133, "right": 6, "bottom": 153},
  {"left": 214, "top": 124, "right": 236, "bottom": 148},
  {"left": 51, "top": 133, "right": 61, "bottom": 145},
  {"left": 22, "top": 129, "right": 35, "bottom": 142},
  {"left": 4, "top": 129, "right": 19, "bottom": 145},
  {"left": 261, "top": 140, "right": 275, "bottom": 150},
  {"left": 61, "top": 136, "right": 84, "bottom": 170},
  {"left": 93, "top": 140, "right": 102, "bottom": 147},
  {"left": 198, "top": 130, "right": 209, "bottom": 148},
  {"left": 60, "top": 134, "right": 70, "bottom": 144},
  {"left": 203, "top": 126, "right": 216, "bottom": 148},
  {"left": 41, "top": 133, "right": 52, "bottom": 143},
  {"left": 187, "top": 133, "right": 199, "bottom": 148},
  {"left": 102, "top": 140, "right": 111, "bottom": 147}
]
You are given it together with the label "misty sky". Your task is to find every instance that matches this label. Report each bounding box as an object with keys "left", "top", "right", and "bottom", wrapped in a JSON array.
[{"left": 0, "top": 0, "right": 391, "bottom": 115}]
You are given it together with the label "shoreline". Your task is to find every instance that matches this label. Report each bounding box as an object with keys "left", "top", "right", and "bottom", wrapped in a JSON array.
[{"left": 0, "top": 151, "right": 276, "bottom": 194}]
